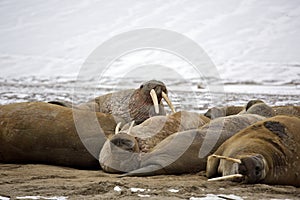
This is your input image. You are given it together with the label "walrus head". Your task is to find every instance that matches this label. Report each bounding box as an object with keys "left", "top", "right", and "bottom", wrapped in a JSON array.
[
  {"left": 99, "top": 122, "right": 141, "bottom": 173},
  {"left": 237, "top": 154, "right": 267, "bottom": 183},
  {"left": 207, "top": 154, "right": 268, "bottom": 184},
  {"left": 245, "top": 100, "right": 275, "bottom": 118},
  {"left": 129, "top": 80, "right": 175, "bottom": 124}
]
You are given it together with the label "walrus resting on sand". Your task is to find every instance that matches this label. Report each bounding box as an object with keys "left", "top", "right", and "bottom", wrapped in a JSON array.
[
  {"left": 99, "top": 113, "right": 265, "bottom": 175},
  {"left": 0, "top": 102, "right": 125, "bottom": 169},
  {"left": 206, "top": 115, "right": 300, "bottom": 187},
  {"left": 50, "top": 80, "right": 175, "bottom": 124}
]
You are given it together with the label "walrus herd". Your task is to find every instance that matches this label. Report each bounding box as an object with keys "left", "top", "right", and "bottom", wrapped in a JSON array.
[{"left": 0, "top": 80, "right": 299, "bottom": 187}]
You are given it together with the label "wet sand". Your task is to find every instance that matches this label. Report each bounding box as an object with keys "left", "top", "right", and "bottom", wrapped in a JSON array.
[{"left": 1, "top": 164, "right": 299, "bottom": 200}]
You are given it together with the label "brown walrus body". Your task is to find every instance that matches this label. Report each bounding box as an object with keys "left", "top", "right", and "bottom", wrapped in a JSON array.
[
  {"left": 99, "top": 113, "right": 265, "bottom": 175},
  {"left": 0, "top": 102, "right": 124, "bottom": 169},
  {"left": 273, "top": 105, "right": 300, "bottom": 117},
  {"left": 50, "top": 80, "right": 174, "bottom": 124},
  {"left": 206, "top": 115, "right": 300, "bottom": 187}
]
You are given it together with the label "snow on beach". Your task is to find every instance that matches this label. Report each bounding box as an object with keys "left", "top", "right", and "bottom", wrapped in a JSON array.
[{"left": 0, "top": 0, "right": 299, "bottom": 107}]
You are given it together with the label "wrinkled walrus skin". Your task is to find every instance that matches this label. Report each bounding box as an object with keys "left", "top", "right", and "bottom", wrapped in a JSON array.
[
  {"left": 99, "top": 114, "right": 265, "bottom": 175},
  {"left": 0, "top": 102, "right": 125, "bottom": 169},
  {"left": 206, "top": 115, "right": 300, "bottom": 187}
]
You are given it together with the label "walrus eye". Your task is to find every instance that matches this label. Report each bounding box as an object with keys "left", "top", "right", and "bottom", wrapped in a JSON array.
[{"left": 140, "top": 85, "right": 144, "bottom": 89}]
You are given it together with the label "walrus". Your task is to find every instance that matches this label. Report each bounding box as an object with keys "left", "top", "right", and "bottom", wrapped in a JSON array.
[
  {"left": 205, "top": 100, "right": 300, "bottom": 119},
  {"left": 273, "top": 105, "right": 300, "bottom": 117},
  {"left": 99, "top": 111, "right": 210, "bottom": 173},
  {"left": 99, "top": 113, "right": 265, "bottom": 175},
  {"left": 0, "top": 102, "right": 125, "bottom": 169},
  {"left": 50, "top": 80, "right": 175, "bottom": 124},
  {"left": 206, "top": 115, "right": 300, "bottom": 187}
]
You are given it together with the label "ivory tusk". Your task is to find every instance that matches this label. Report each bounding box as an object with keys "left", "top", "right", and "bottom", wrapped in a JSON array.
[
  {"left": 162, "top": 91, "right": 175, "bottom": 114},
  {"left": 150, "top": 89, "right": 159, "bottom": 114},
  {"left": 127, "top": 121, "right": 135, "bottom": 135},
  {"left": 211, "top": 154, "right": 242, "bottom": 164},
  {"left": 208, "top": 174, "right": 243, "bottom": 182},
  {"left": 115, "top": 122, "right": 122, "bottom": 135}
]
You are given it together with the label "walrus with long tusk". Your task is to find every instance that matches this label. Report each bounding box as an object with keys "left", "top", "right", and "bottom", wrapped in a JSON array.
[
  {"left": 50, "top": 80, "right": 175, "bottom": 124},
  {"left": 99, "top": 113, "right": 265, "bottom": 175},
  {"left": 0, "top": 102, "right": 125, "bottom": 169},
  {"left": 206, "top": 115, "right": 300, "bottom": 187}
]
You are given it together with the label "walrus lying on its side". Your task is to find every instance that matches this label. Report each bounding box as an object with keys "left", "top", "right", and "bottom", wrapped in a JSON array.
[
  {"left": 99, "top": 113, "right": 265, "bottom": 175},
  {"left": 206, "top": 115, "right": 300, "bottom": 187},
  {"left": 50, "top": 80, "right": 175, "bottom": 124},
  {"left": 0, "top": 102, "right": 125, "bottom": 169},
  {"left": 99, "top": 111, "right": 210, "bottom": 173}
]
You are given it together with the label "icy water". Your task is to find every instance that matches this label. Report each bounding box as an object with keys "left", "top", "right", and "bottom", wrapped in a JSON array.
[{"left": 1, "top": 76, "right": 299, "bottom": 113}]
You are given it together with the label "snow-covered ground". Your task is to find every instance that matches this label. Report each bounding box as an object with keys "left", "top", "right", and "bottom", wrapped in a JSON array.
[{"left": 0, "top": 0, "right": 299, "bottom": 105}]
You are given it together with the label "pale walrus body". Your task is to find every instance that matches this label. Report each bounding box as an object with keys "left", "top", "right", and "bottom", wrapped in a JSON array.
[
  {"left": 100, "top": 111, "right": 209, "bottom": 173},
  {"left": 50, "top": 80, "right": 175, "bottom": 124},
  {"left": 99, "top": 114, "right": 265, "bottom": 175},
  {"left": 0, "top": 102, "right": 124, "bottom": 169},
  {"left": 206, "top": 115, "right": 300, "bottom": 187}
]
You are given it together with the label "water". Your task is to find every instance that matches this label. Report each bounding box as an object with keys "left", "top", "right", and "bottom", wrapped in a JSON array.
[{"left": 1, "top": 76, "right": 298, "bottom": 114}]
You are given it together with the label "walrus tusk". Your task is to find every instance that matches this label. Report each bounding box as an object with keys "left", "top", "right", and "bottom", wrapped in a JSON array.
[
  {"left": 162, "top": 91, "right": 175, "bottom": 114},
  {"left": 115, "top": 122, "right": 122, "bottom": 135},
  {"left": 127, "top": 121, "right": 135, "bottom": 135},
  {"left": 211, "top": 154, "right": 242, "bottom": 164},
  {"left": 208, "top": 174, "right": 244, "bottom": 182},
  {"left": 150, "top": 89, "right": 159, "bottom": 114}
]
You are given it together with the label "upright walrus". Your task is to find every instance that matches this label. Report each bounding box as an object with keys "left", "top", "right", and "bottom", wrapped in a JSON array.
[
  {"left": 50, "top": 80, "right": 175, "bottom": 124},
  {"left": 99, "top": 113, "right": 265, "bottom": 175},
  {"left": 206, "top": 115, "right": 300, "bottom": 187},
  {"left": 0, "top": 102, "right": 125, "bottom": 169}
]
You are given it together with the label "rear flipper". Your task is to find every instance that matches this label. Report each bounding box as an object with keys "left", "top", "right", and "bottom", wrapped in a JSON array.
[{"left": 119, "top": 164, "right": 166, "bottom": 177}]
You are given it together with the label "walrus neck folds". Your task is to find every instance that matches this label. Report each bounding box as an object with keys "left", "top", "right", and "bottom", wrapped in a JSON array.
[{"left": 129, "top": 90, "right": 164, "bottom": 124}]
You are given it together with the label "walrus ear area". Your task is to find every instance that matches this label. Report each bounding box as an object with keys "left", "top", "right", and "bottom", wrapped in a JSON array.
[{"left": 263, "top": 121, "right": 287, "bottom": 139}]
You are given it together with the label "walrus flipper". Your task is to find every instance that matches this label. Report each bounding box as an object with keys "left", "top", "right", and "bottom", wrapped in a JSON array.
[{"left": 119, "top": 164, "right": 165, "bottom": 177}]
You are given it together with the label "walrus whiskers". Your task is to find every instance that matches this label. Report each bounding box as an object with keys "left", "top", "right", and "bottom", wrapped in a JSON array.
[
  {"left": 127, "top": 121, "right": 135, "bottom": 135},
  {"left": 162, "top": 91, "right": 176, "bottom": 113},
  {"left": 211, "top": 154, "right": 242, "bottom": 164},
  {"left": 115, "top": 122, "right": 122, "bottom": 135},
  {"left": 150, "top": 89, "right": 159, "bottom": 114},
  {"left": 208, "top": 174, "right": 244, "bottom": 182}
]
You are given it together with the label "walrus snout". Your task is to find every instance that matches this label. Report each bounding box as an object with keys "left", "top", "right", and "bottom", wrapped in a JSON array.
[{"left": 238, "top": 154, "right": 266, "bottom": 183}]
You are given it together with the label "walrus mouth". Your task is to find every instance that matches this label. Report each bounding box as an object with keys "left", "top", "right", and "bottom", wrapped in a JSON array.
[
  {"left": 150, "top": 89, "right": 175, "bottom": 114},
  {"left": 207, "top": 155, "right": 244, "bottom": 182}
]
